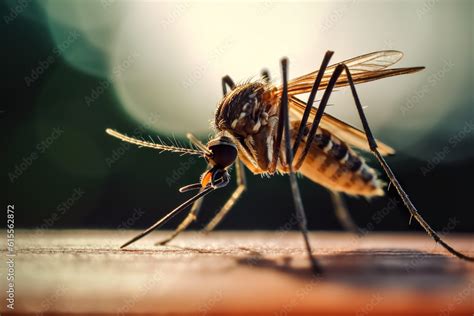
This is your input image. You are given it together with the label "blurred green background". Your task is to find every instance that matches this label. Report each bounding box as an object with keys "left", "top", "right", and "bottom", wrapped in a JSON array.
[{"left": 2, "top": 0, "right": 473, "bottom": 233}]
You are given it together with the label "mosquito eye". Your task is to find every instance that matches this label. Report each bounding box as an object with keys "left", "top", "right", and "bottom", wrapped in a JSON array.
[
  {"left": 207, "top": 136, "right": 237, "bottom": 168},
  {"left": 209, "top": 143, "right": 237, "bottom": 168}
]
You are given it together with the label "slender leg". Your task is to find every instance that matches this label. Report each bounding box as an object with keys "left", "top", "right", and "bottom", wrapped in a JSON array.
[
  {"left": 280, "top": 58, "right": 322, "bottom": 274},
  {"left": 222, "top": 75, "right": 235, "bottom": 95},
  {"left": 294, "top": 64, "right": 345, "bottom": 169},
  {"left": 329, "top": 190, "right": 360, "bottom": 234},
  {"left": 340, "top": 64, "right": 473, "bottom": 261},
  {"left": 282, "top": 51, "right": 359, "bottom": 235},
  {"left": 291, "top": 59, "right": 473, "bottom": 261},
  {"left": 155, "top": 133, "right": 208, "bottom": 245},
  {"left": 203, "top": 158, "right": 247, "bottom": 232},
  {"left": 292, "top": 51, "right": 334, "bottom": 159}
]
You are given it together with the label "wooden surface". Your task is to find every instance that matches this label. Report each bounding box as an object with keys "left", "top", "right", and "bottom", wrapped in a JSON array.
[{"left": 1, "top": 230, "right": 473, "bottom": 315}]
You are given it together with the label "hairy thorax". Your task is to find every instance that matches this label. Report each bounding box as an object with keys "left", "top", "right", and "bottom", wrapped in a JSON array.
[{"left": 214, "top": 82, "right": 281, "bottom": 173}]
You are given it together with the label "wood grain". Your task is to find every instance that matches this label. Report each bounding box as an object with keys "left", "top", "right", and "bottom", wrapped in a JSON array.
[{"left": 1, "top": 230, "right": 473, "bottom": 315}]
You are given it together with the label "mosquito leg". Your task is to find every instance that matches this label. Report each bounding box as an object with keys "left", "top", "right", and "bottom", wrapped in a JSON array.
[
  {"left": 280, "top": 58, "right": 322, "bottom": 274},
  {"left": 222, "top": 75, "right": 235, "bottom": 95},
  {"left": 155, "top": 197, "right": 204, "bottom": 245},
  {"left": 329, "top": 190, "right": 360, "bottom": 235},
  {"left": 289, "top": 59, "right": 472, "bottom": 261},
  {"left": 339, "top": 64, "right": 473, "bottom": 261},
  {"left": 203, "top": 158, "right": 247, "bottom": 232},
  {"left": 284, "top": 51, "right": 356, "bottom": 236},
  {"left": 292, "top": 51, "right": 334, "bottom": 159},
  {"left": 293, "top": 64, "right": 345, "bottom": 169}
]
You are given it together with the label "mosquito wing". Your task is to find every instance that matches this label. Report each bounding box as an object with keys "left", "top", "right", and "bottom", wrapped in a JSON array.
[
  {"left": 289, "top": 96, "right": 395, "bottom": 155},
  {"left": 285, "top": 50, "right": 424, "bottom": 95}
]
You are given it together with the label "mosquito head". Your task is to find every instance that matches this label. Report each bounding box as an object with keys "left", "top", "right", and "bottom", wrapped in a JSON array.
[
  {"left": 196, "top": 136, "right": 236, "bottom": 190},
  {"left": 206, "top": 135, "right": 237, "bottom": 169}
]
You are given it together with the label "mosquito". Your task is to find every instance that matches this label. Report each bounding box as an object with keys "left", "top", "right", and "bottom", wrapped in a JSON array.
[{"left": 106, "top": 50, "right": 473, "bottom": 273}]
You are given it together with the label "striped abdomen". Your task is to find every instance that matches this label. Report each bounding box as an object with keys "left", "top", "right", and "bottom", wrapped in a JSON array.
[{"left": 291, "top": 123, "right": 384, "bottom": 197}]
